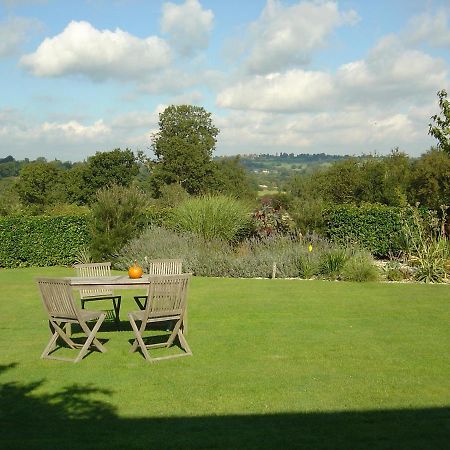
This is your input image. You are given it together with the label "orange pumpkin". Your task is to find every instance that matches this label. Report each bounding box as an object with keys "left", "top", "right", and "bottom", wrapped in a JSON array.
[{"left": 128, "top": 260, "right": 143, "bottom": 279}]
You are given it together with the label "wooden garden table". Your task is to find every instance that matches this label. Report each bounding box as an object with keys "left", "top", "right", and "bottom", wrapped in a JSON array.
[{"left": 64, "top": 275, "right": 188, "bottom": 332}]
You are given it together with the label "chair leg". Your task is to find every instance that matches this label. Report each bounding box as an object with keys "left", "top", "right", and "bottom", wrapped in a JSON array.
[
  {"left": 75, "top": 313, "right": 107, "bottom": 362},
  {"left": 134, "top": 296, "right": 146, "bottom": 310},
  {"left": 128, "top": 314, "right": 151, "bottom": 360},
  {"left": 41, "top": 321, "right": 78, "bottom": 360},
  {"left": 78, "top": 315, "right": 107, "bottom": 352},
  {"left": 112, "top": 297, "right": 121, "bottom": 328}
]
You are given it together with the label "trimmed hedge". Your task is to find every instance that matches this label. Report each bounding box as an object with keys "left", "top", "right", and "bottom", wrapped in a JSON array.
[
  {"left": 326, "top": 204, "right": 405, "bottom": 257},
  {"left": 0, "top": 215, "right": 90, "bottom": 268}
]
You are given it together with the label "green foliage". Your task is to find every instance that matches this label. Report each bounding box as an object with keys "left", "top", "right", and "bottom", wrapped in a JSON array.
[
  {"left": 153, "top": 183, "right": 190, "bottom": 208},
  {"left": 401, "top": 205, "right": 449, "bottom": 283},
  {"left": 319, "top": 247, "right": 350, "bottom": 279},
  {"left": 117, "top": 227, "right": 376, "bottom": 280},
  {"left": 409, "top": 149, "right": 450, "bottom": 210},
  {"left": 150, "top": 105, "right": 220, "bottom": 195},
  {"left": 69, "top": 149, "right": 139, "bottom": 205},
  {"left": 429, "top": 89, "right": 450, "bottom": 154},
  {"left": 16, "top": 161, "right": 67, "bottom": 209},
  {"left": 383, "top": 260, "right": 410, "bottom": 282},
  {"left": 0, "top": 215, "right": 89, "bottom": 267},
  {"left": 43, "top": 203, "right": 91, "bottom": 216},
  {"left": 0, "top": 178, "right": 22, "bottom": 216},
  {"left": 0, "top": 155, "right": 20, "bottom": 179},
  {"left": 74, "top": 245, "right": 93, "bottom": 264},
  {"left": 315, "top": 158, "right": 365, "bottom": 204},
  {"left": 326, "top": 204, "right": 405, "bottom": 257},
  {"left": 90, "top": 184, "right": 148, "bottom": 261},
  {"left": 212, "top": 156, "right": 258, "bottom": 199},
  {"left": 170, "top": 194, "right": 252, "bottom": 242},
  {"left": 285, "top": 150, "right": 412, "bottom": 211},
  {"left": 341, "top": 251, "right": 380, "bottom": 282}
]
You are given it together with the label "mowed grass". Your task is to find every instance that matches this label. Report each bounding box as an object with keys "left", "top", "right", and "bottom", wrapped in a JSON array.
[{"left": 1, "top": 266, "right": 449, "bottom": 449}]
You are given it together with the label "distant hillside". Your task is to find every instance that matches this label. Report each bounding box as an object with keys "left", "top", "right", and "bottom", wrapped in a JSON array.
[
  {"left": 214, "top": 153, "right": 357, "bottom": 190},
  {"left": 233, "top": 153, "right": 352, "bottom": 173}
]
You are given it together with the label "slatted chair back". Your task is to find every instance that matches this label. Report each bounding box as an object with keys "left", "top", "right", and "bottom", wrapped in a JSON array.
[
  {"left": 146, "top": 273, "right": 190, "bottom": 319},
  {"left": 146, "top": 259, "right": 183, "bottom": 275},
  {"left": 37, "top": 278, "right": 78, "bottom": 320},
  {"left": 36, "top": 277, "right": 107, "bottom": 362},
  {"left": 74, "top": 262, "right": 114, "bottom": 299},
  {"left": 128, "top": 273, "right": 192, "bottom": 362},
  {"left": 134, "top": 259, "right": 184, "bottom": 311}
]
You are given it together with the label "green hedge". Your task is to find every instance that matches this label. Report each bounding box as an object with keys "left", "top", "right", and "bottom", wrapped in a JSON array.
[
  {"left": 0, "top": 215, "right": 90, "bottom": 268},
  {"left": 326, "top": 204, "right": 405, "bottom": 257}
]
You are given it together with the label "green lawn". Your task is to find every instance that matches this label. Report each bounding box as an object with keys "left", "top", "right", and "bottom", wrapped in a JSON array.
[{"left": 1, "top": 267, "right": 449, "bottom": 449}]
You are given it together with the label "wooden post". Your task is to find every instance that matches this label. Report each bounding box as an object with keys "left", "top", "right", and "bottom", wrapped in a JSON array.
[{"left": 272, "top": 262, "right": 277, "bottom": 279}]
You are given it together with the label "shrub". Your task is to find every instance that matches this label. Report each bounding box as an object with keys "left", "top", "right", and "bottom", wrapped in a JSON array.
[
  {"left": 326, "top": 204, "right": 405, "bottom": 257},
  {"left": 319, "top": 246, "right": 350, "bottom": 279},
  {"left": 90, "top": 184, "right": 148, "bottom": 261},
  {"left": 383, "top": 260, "right": 410, "bottom": 282},
  {"left": 170, "top": 194, "right": 252, "bottom": 242},
  {"left": 0, "top": 215, "right": 89, "bottom": 267},
  {"left": 401, "top": 205, "right": 449, "bottom": 283},
  {"left": 341, "top": 251, "right": 380, "bottom": 282},
  {"left": 117, "top": 228, "right": 360, "bottom": 280},
  {"left": 252, "top": 198, "right": 295, "bottom": 238}
]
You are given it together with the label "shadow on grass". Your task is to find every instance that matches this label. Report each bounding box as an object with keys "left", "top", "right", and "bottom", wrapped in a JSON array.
[{"left": 1, "top": 363, "right": 449, "bottom": 450}]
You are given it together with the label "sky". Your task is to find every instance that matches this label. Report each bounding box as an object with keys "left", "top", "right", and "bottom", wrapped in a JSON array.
[{"left": 1, "top": 0, "right": 450, "bottom": 162}]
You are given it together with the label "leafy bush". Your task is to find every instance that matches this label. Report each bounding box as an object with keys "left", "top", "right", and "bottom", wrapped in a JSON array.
[
  {"left": 90, "top": 184, "right": 148, "bottom": 261},
  {"left": 252, "top": 198, "right": 295, "bottom": 238},
  {"left": 170, "top": 194, "right": 252, "bottom": 242},
  {"left": 0, "top": 215, "right": 89, "bottom": 267},
  {"left": 326, "top": 204, "right": 405, "bottom": 257}
]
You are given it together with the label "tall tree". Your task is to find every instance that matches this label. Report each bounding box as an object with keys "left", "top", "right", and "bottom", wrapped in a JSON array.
[
  {"left": 429, "top": 89, "right": 450, "bottom": 154},
  {"left": 150, "top": 105, "right": 219, "bottom": 195}
]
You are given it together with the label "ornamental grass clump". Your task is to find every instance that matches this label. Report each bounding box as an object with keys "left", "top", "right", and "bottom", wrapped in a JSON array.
[
  {"left": 341, "top": 251, "right": 379, "bottom": 282},
  {"left": 401, "top": 205, "right": 450, "bottom": 283},
  {"left": 170, "top": 194, "right": 252, "bottom": 242},
  {"left": 319, "top": 246, "right": 350, "bottom": 280}
]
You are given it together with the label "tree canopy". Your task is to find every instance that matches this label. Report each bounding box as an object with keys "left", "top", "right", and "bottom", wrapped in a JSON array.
[
  {"left": 429, "top": 89, "right": 450, "bottom": 154},
  {"left": 150, "top": 105, "right": 220, "bottom": 195}
]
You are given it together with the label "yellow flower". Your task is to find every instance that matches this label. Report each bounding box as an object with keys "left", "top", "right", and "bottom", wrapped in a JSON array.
[{"left": 308, "top": 244, "right": 313, "bottom": 253}]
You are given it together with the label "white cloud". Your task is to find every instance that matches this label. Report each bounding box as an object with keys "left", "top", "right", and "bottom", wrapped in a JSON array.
[
  {"left": 0, "top": 107, "right": 161, "bottom": 160},
  {"left": 41, "top": 119, "right": 110, "bottom": 140},
  {"left": 405, "top": 10, "right": 450, "bottom": 48},
  {"left": 336, "top": 35, "right": 448, "bottom": 104},
  {"left": 161, "top": 0, "right": 213, "bottom": 56},
  {"left": 217, "top": 69, "right": 334, "bottom": 112},
  {"left": 0, "top": 16, "right": 42, "bottom": 57},
  {"left": 20, "top": 20, "right": 172, "bottom": 80},
  {"left": 215, "top": 105, "right": 435, "bottom": 157},
  {"left": 244, "top": 0, "right": 359, "bottom": 74}
]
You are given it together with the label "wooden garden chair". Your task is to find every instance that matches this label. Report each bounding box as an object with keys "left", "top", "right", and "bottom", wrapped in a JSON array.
[
  {"left": 74, "top": 262, "right": 121, "bottom": 326},
  {"left": 134, "top": 259, "right": 183, "bottom": 310},
  {"left": 128, "top": 273, "right": 192, "bottom": 362},
  {"left": 37, "top": 277, "right": 107, "bottom": 363}
]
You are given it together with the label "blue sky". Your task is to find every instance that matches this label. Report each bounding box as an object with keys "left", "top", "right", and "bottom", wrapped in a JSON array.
[{"left": 1, "top": 0, "right": 449, "bottom": 162}]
